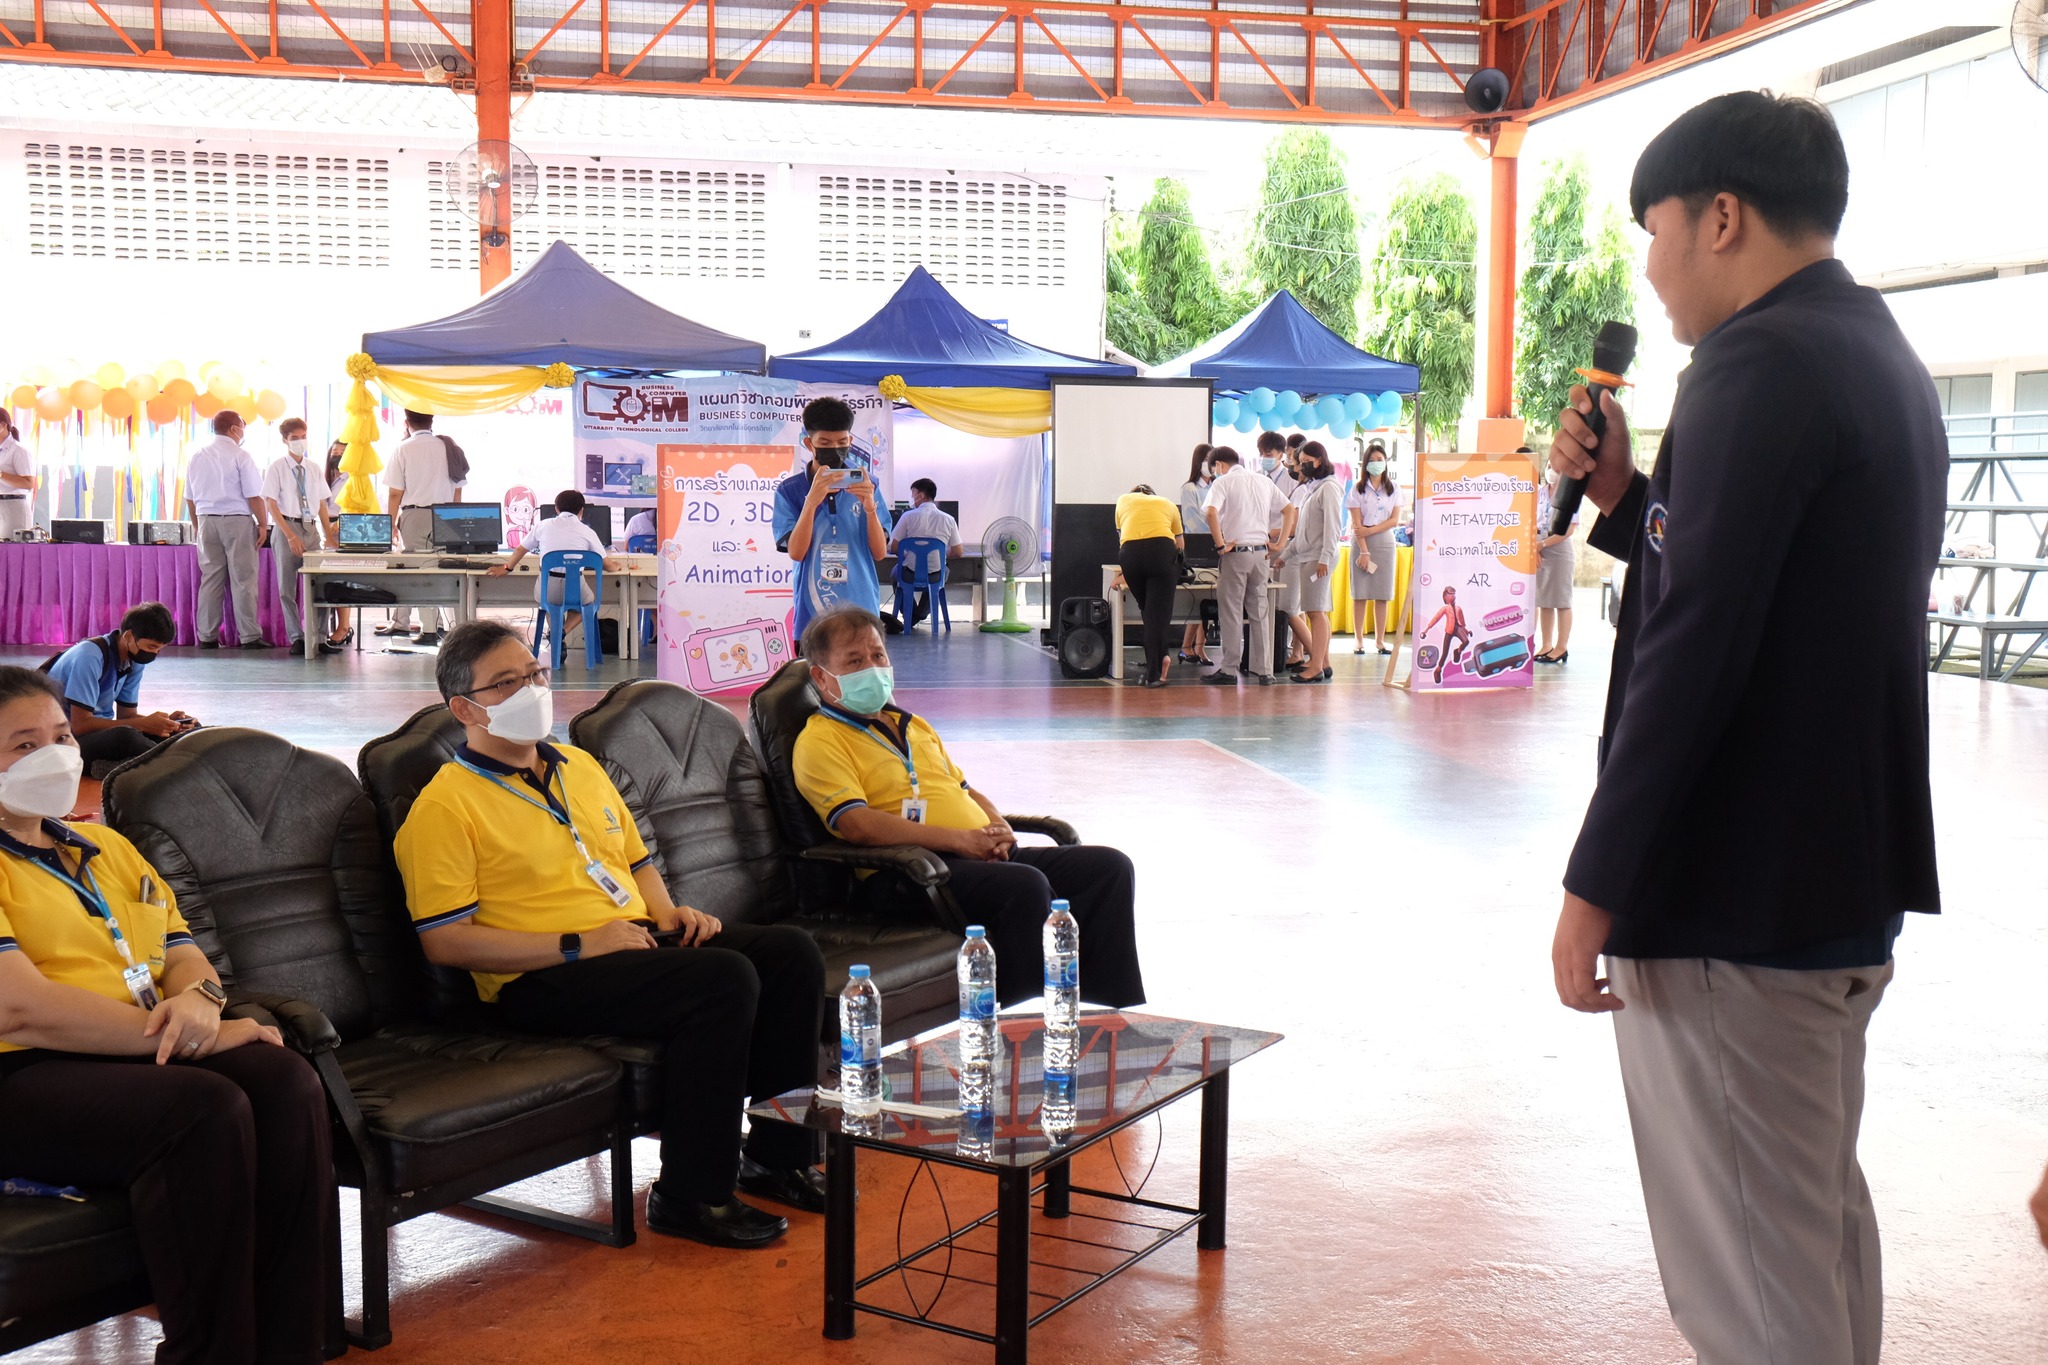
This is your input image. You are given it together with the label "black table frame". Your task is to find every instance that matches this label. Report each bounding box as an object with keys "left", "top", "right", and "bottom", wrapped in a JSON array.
[{"left": 819, "top": 1069, "right": 1231, "bottom": 1364}]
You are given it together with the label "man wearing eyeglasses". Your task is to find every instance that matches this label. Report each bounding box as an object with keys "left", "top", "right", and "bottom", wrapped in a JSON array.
[
  {"left": 40, "top": 601, "right": 198, "bottom": 777},
  {"left": 391, "top": 621, "right": 828, "bottom": 1249}
]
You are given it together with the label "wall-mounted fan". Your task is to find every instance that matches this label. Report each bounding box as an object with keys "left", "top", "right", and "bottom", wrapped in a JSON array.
[
  {"left": 2016, "top": 1, "right": 2048, "bottom": 92},
  {"left": 446, "top": 140, "right": 538, "bottom": 248}
]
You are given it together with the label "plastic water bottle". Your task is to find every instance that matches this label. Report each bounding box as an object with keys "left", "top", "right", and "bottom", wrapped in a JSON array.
[
  {"left": 1042, "top": 900, "right": 1080, "bottom": 1073},
  {"left": 958, "top": 925, "right": 998, "bottom": 1081},
  {"left": 839, "top": 965, "right": 882, "bottom": 1118},
  {"left": 1040, "top": 1067, "right": 1077, "bottom": 1146}
]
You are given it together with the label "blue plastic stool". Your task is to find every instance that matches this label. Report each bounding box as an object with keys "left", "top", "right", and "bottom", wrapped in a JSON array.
[
  {"left": 893, "top": 537, "right": 951, "bottom": 633},
  {"left": 532, "top": 549, "right": 605, "bottom": 669},
  {"left": 626, "top": 534, "right": 658, "bottom": 645}
]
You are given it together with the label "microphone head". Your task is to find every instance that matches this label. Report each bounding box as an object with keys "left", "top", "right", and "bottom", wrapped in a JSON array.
[{"left": 1593, "top": 321, "right": 1639, "bottom": 376}]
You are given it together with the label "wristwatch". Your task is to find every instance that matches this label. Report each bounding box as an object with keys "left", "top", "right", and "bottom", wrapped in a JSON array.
[
  {"left": 560, "top": 933, "right": 582, "bottom": 963},
  {"left": 186, "top": 980, "right": 227, "bottom": 1011}
]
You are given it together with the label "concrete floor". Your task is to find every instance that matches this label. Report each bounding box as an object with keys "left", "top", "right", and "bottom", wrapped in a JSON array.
[{"left": 7, "top": 593, "right": 2047, "bottom": 1364}]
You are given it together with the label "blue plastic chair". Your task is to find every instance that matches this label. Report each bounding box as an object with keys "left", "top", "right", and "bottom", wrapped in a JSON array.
[
  {"left": 626, "top": 534, "right": 658, "bottom": 645},
  {"left": 893, "top": 537, "right": 951, "bottom": 633},
  {"left": 532, "top": 549, "right": 605, "bottom": 669}
]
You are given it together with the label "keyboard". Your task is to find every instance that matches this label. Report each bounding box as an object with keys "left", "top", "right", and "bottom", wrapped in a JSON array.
[{"left": 437, "top": 558, "right": 502, "bottom": 570}]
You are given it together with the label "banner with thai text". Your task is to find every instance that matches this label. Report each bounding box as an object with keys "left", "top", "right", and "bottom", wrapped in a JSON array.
[{"left": 1410, "top": 454, "right": 1538, "bottom": 691}]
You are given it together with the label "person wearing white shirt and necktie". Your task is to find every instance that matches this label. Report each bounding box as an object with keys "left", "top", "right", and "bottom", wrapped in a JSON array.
[
  {"left": 0, "top": 409, "right": 33, "bottom": 538},
  {"left": 261, "top": 418, "right": 339, "bottom": 657},
  {"left": 1200, "top": 446, "right": 1293, "bottom": 685},
  {"left": 183, "top": 410, "right": 271, "bottom": 650},
  {"left": 381, "top": 410, "right": 466, "bottom": 645}
]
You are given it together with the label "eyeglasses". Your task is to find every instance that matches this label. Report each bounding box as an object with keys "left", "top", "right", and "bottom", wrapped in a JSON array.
[{"left": 460, "top": 666, "right": 550, "bottom": 701}]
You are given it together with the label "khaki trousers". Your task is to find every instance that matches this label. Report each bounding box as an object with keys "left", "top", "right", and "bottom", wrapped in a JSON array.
[
  {"left": 1610, "top": 954, "right": 1892, "bottom": 1365},
  {"left": 1215, "top": 548, "right": 1273, "bottom": 676}
]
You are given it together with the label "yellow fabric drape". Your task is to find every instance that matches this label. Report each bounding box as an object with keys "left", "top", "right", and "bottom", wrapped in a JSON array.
[
  {"left": 336, "top": 355, "right": 579, "bottom": 513},
  {"left": 879, "top": 374, "right": 1050, "bottom": 438},
  {"left": 337, "top": 357, "right": 383, "bottom": 515}
]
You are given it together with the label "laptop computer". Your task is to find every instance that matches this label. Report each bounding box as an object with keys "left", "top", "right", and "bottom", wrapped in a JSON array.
[
  {"left": 1181, "top": 532, "right": 1219, "bottom": 569},
  {"left": 430, "top": 503, "right": 503, "bottom": 554},
  {"left": 337, "top": 513, "right": 393, "bottom": 553}
]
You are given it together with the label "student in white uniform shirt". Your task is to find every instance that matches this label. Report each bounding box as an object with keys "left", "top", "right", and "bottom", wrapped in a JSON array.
[
  {"left": 488, "top": 490, "right": 622, "bottom": 606},
  {"left": 184, "top": 409, "right": 271, "bottom": 650},
  {"left": 261, "top": 418, "right": 339, "bottom": 656},
  {"left": 0, "top": 409, "right": 33, "bottom": 538},
  {"left": 380, "top": 409, "right": 466, "bottom": 644},
  {"left": 1201, "top": 446, "right": 1293, "bottom": 685},
  {"left": 621, "top": 508, "right": 657, "bottom": 546}
]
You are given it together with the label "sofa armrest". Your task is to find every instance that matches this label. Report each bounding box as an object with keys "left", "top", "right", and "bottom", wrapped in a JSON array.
[
  {"left": 1005, "top": 815, "right": 1079, "bottom": 846},
  {"left": 225, "top": 992, "right": 342, "bottom": 1055},
  {"left": 799, "top": 840, "right": 951, "bottom": 887}
]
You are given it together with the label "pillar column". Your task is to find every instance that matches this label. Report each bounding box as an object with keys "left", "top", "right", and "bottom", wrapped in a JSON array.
[{"left": 473, "top": 0, "right": 513, "bottom": 293}]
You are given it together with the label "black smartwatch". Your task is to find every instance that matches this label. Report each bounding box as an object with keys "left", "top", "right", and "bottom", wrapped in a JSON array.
[{"left": 559, "top": 933, "right": 581, "bottom": 963}]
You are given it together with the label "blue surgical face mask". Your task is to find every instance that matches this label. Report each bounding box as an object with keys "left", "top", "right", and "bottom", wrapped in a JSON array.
[
  {"left": 1366, "top": 461, "right": 1387, "bottom": 477},
  {"left": 832, "top": 665, "right": 894, "bottom": 715},
  {"left": 1260, "top": 456, "right": 1279, "bottom": 472}
]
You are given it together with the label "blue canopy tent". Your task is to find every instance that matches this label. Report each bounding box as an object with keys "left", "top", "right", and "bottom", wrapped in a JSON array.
[{"left": 1153, "top": 289, "right": 1419, "bottom": 395}]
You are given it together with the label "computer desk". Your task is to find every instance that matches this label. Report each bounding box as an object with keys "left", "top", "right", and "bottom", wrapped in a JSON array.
[{"left": 1099, "top": 561, "right": 1284, "bottom": 681}]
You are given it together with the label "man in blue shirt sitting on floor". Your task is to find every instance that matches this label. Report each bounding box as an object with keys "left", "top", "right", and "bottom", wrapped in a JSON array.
[
  {"left": 42, "top": 600, "right": 198, "bottom": 776},
  {"left": 773, "top": 396, "right": 891, "bottom": 648}
]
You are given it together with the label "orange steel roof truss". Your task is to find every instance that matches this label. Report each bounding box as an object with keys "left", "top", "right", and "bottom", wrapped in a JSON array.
[{"left": 0, "top": 0, "right": 1854, "bottom": 127}]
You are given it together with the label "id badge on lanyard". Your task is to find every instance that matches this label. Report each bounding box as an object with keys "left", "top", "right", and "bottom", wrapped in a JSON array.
[
  {"left": 39, "top": 851, "right": 160, "bottom": 1011},
  {"left": 820, "top": 539, "right": 852, "bottom": 585}
]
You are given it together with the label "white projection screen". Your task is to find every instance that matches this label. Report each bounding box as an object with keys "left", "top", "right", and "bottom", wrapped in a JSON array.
[{"left": 1049, "top": 378, "right": 1211, "bottom": 614}]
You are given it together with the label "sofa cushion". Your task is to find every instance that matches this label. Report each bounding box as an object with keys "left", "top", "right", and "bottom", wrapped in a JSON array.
[
  {"left": 0, "top": 1190, "right": 145, "bottom": 1325},
  {"left": 800, "top": 920, "right": 962, "bottom": 1041}
]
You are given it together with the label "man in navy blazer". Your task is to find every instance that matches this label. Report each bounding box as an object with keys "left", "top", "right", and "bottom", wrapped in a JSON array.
[{"left": 1548, "top": 92, "right": 1945, "bottom": 1365}]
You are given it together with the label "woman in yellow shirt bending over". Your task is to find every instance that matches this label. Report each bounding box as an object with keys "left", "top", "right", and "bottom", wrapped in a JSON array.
[{"left": 1111, "top": 484, "right": 1185, "bottom": 688}]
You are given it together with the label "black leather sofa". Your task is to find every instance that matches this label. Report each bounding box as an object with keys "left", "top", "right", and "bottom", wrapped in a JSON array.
[{"left": 0, "top": 1189, "right": 150, "bottom": 1357}]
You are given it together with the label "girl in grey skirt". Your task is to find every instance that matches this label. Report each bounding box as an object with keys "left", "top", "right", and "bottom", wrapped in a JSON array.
[
  {"left": 1346, "top": 442, "right": 1402, "bottom": 654},
  {"left": 1534, "top": 467, "right": 1579, "bottom": 662}
]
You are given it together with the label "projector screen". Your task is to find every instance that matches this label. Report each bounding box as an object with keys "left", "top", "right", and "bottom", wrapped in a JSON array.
[{"left": 1049, "top": 378, "right": 1211, "bottom": 617}]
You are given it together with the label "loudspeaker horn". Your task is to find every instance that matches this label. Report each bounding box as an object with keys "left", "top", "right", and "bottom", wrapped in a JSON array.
[{"left": 1465, "top": 67, "right": 1511, "bottom": 115}]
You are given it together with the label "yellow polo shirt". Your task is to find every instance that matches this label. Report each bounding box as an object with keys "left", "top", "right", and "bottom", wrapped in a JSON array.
[
  {"left": 0, "top": 821, "right": 194, "bottom": 1054},
  {"left": 393, "top": 741, "right": 654, "bottom": 1003},
  {"left": 793, "top": 703, "right": 986, "bottom": 835},
  {"left": 1114, "top": 492, "right": 1182, "bottom": 543}
]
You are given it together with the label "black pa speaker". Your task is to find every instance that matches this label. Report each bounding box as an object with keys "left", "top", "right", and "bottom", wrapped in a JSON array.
[{"left": 1057, "top": 596, "right": 1112, "bottom": 679}]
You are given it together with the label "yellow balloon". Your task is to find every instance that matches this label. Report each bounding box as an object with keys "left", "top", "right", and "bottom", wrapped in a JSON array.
[
  {"left": 95, "top": 362, "right": 126, "bottom": 389},
  {"left": 206, "top": 368, "right": 243, "bottom": 401},
  {"left": 125, "top": 375, "right": 159, "bottom": 402},
  {"left": 155, "top": 360, "right": 187, "bottom": 385},
  {"left": 24, "top": 364, "right": 54, "bottom": 388},
  {"left": 255, "top": 389, "right": 288, "bottom": 422},
  {"left": 199, "top": 361, "right": 222, "bottom": 384}
]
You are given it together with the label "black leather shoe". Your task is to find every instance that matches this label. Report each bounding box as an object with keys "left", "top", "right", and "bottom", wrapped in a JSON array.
[
  {"left": 737, "top": 1158, "right": 828, "bottom": 1215},
  {"left": 645, "top": 1188, "right": 788, "bottom": 1248},
  {"left": 237, "top": 637, "right": 273, "bottom": 650},
  {"left": 197, "top": 639, "right": 220, "bottom": 650},
  {"left": 1201, "top": 671, "right": 1235, "bottom": 685}
]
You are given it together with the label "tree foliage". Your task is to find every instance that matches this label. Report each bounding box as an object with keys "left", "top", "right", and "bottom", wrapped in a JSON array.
[
  {"left": 1105, "top": 178, "right": 1244, "bottom": 365},
  {"left": 1250, "top": 130, "right": 1362, "bottom": 341},
  {"left": 1360, "top": 173, "right": 1476, "bottom": 444},
  {"left": 1515, "top": 158, "right": 1638, "bottom": 433}
]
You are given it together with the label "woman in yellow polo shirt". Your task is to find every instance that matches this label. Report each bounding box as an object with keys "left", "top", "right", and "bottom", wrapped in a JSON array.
[
  {"left": 1111, "top": 483, "right": 1185, "bottom": 688},
  {"left": 0, "top": 665, "right": 332, "bottom": 1365}
]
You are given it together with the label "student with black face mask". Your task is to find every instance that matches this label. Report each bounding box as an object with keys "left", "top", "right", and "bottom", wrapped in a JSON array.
[
  {"left": 39, "top": 602, "right": 197, "bottom": 777},
  {"left": 771, "top": 397, "right": 893, "bottom": 645}
]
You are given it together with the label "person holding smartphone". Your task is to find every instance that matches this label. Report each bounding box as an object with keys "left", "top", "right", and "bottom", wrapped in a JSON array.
[{"left": 773, "top": 397, "right": 892, "bottom": 645}]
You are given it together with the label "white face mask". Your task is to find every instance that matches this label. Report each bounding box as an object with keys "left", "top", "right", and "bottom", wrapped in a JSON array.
[
  {"left": 477, "top": 685, "right": 554, "bottom": 744},
  {"left": 0, "top": 743, "right": 85, "bottom": 821},
  {"left": 286, "top": 438, "right": 308, "bottom": 457}
]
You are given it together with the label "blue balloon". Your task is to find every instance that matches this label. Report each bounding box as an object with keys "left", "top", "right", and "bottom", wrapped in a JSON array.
[
  {"left": 1233, "top": 410, "right": 1260, "bottom": 433},
  {"left": 1315, "top": 395, "right": 1347, "bottom": 429},
  {"left": 1212, "top": 396, "right": 1240, "bottom": 426},
  {"left": 1275, "top": 391, "right": 1302, "bottom": 420},
  {"left": 1343, "top": 392, "right": 1373, "bottom": 422},
  {"left": 1259, "top": 407, "right": 1287, "bottom": 431},
  {"left": 1246, "top": 387, "right": 1276, "bottom": 415},
  {"left": 1370, "top": 394, "right": 1399, "bottom": 426}
]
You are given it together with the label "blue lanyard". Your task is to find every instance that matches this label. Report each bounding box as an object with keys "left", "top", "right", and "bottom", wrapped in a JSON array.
[
  {"left": 824, "top": 708, "right": 921, "bottom": 794},
  {"left": 4, "top": 843, "right": 137, "bottom": 964},
  {"left": 454, "top": 756, "right": 598, "bottom": 860}
]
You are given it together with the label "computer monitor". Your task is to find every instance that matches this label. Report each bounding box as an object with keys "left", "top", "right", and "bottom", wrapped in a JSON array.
[
  {"left": 336, "top": 513, "right": 392, "bottom": 553},
  {"left": 1181, "top": 532, "right": 1218, "bottom": 568},
  {"left": 937, "top": 500, "right": 960, "bottom": 522},
  {"left": 579, "top": 503, "right": 613, "bottom": 546},
  {"left": 430, "top": 504, "right": 502, "bottom": 554}
]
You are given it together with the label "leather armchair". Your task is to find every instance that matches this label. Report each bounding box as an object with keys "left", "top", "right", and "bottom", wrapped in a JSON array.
[
  {"left": 745, "top": 659, "right": 1080, "bottom": 933},
  {"left": 0, "top": 1193, "right": 149, "bottom": 1356},
  {"left": 569, "top": 677, "right": 965, "bottom": 1042},
  {"left": 105, "top": 727, "right": 629, "bottom": 1351}
]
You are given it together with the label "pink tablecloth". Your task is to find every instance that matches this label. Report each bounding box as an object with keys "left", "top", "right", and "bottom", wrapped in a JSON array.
[{"left": 0, "top": 543, "right": 295, "bottom": 647}]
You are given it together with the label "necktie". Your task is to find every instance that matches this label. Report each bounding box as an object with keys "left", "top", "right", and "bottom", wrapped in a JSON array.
[{"left": 293, "top": 462, "right": 308, "bottom": 519}]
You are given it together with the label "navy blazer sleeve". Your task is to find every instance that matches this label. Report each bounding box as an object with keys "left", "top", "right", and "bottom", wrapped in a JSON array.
[{"left": 1563, "top": 328, "right": 1839, "bottom": 922}]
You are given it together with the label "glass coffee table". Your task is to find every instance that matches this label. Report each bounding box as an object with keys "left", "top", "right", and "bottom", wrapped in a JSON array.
[{"left": 748, "top": 1010, "right": 1281, "bottom": 1364}]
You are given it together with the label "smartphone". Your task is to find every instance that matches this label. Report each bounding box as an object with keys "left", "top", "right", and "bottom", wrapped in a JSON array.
[{"left": 848, "top": 469, "right": 864, "bottom": 482}]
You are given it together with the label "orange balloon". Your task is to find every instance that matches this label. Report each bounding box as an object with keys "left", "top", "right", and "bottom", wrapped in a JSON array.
[
  {"left": 145, "top": 394, "right": 180, "bottom": 425},
  {"left": 163, "top": 377, "right": 197, "bottom": 403},
  {"left": 194, "top": 394, "right": 223, "bottom": 418},
  {"left": 125, "top": 375, "right": 159, "bottom": 402},
  {"left": 8, "top": 384, "right": 32, "bottom": 409},
  {"left": 255, "top": 389, "right": 287, "bottom": 422},
  {"left": 35, "top": 387, "right": 72, "bottom": 423},
  {"left": 68, "top": 380, "right": 103, "bottom": 411},
  {"left": 101, "top": 387, "right": 136, "bottom": 420}
]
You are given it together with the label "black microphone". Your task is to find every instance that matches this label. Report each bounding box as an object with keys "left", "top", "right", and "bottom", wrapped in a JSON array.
[{"left": 1549, "top": 320, "right": 1638, "bottom": 537}]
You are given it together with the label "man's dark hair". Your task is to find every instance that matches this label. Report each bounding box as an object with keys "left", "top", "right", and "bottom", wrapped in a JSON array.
[
  {"left": 0, "top": 664, "right": 64, "bottom": 711},
  {"left": 119, "top": 601, "right": 177, "bottom": 644},
  {"left": 280, "top": 417, "right": 308, "bottom": 438},
  {"left": 554, "top": 489, "right": 586, "bottom": 514},
  {"left": 1629, "top": 91, "right": 1849, "bottom": 240},
  {"left": 1285, "top": 433, "right": 1306, "bottom": 450},
  {"left": 801, "top": 606, "right": 884, "bottom": 663},
  {"left": 1256, "top": 431, "right": 1287, "bottom": 454},
  {"left": 910, "top": 478, "right": 937, "bottom": 500},
  {"left": 802, "top": 396, "right": 855, "bottom": 434},
  {"left": 435, "top": 620, "right": 525, "bottom": 703},
  {"left": 1209, "top": 446, "right": 1242, "bottom": 466},
  {"left": 404, "top": 409, "right": 434, "bottom": 430},
  {"left": 213, "top": 409, "right": 243, "bottom": 436}
]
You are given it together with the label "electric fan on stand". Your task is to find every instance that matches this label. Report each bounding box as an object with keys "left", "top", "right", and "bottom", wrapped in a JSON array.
[
  {"left": 979, "top": 517, "right": 1041, "bottom": 633},
  {"left": 2015, "top": 1, "right": 2048, "bottom": 92}
]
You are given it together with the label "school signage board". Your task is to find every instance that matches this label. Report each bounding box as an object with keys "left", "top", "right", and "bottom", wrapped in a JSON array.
[
  {"left": 1409, "top": 453, "right": 1539, "bottom": 691},
  {"left": 632, "top": 378, "right": 891, "bottom": 696}
]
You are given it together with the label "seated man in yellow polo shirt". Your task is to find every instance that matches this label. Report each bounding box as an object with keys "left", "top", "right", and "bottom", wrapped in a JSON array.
[
  {"left": 792, "top": 607, "right": 1146, "bottom": 1008},
  {"left": 392, "top": 621, "right": 827, "bottom": 1250}
]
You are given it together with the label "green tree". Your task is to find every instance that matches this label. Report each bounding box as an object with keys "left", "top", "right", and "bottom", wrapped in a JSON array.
[
  {"left": 1105, "top": 177, "right": 1245, "bottom": 365},
  {"left": 1251, "top": 130, "right": 1361, "bottom": 340},
  {"left": 1515, "top": 158, "right": 1638, "bottom": 433},
  {"left": 1360, "top": 173, "right": 1476, "bottom": 445}
]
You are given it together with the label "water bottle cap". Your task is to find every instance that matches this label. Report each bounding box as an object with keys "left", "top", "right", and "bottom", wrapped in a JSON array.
[
  {"left": 965, "top": 926, "right": 986, "bottom": 937},
  {"left": 848, "top": 965, "right": 871, "bottom": 979},
  {"left": 1049, "top": 899, "right": 1070, "bottom": 912}
]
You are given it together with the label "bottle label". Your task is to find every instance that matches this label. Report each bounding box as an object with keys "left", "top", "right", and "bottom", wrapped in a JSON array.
[
  {"left": 1044, "top": 958, "right": 1078, "bottom": 991},
  {"left": 963, "top": 985, "right": 995, "bottom": 1020},
  {"left": 840, "top": 1025, "right": 879, "bottom": 1068}
]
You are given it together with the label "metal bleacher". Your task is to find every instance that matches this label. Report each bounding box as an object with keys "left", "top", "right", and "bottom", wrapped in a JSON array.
[{"left": 1929, "top": 409, "right": 2048, "bottom": 683}]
